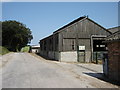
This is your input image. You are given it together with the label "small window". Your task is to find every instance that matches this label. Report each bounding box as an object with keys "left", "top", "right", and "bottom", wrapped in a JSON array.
[
  {"left": 44, "top": 41, "right": 46, "bottom": 51},
  {"left": 72, "top": 40, "right": 75, "bottom": 50},
  {"left": 72, "top": 45, "right": 74, "bottom": 50},
  {"left": 100, "top": 45, "right": 105, "bottom": 47},
  {"left": 96, "top": 45, "right": 99, "bottom": 47}
]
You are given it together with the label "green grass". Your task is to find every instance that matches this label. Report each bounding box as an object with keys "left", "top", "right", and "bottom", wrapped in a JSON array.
[
  {"left": 0, "top": 46, "right": 10, "bottom": 55},
  {"left": 21, "top": 46, "right": 30, "bottom": 52}
]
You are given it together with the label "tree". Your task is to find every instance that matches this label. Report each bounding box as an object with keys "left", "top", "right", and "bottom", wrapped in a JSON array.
[{"left": 2, "top": 20, "right": 33, "bottom": 52}]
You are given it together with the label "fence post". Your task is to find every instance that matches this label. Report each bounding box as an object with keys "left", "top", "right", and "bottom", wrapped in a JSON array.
[{"left": 96, "top": 52, "right": 98, "bottom": 64}]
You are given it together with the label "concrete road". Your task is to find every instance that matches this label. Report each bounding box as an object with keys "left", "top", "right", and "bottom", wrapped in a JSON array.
[{"left": 1, "top": 53, "right": 119, "bottom": 88}]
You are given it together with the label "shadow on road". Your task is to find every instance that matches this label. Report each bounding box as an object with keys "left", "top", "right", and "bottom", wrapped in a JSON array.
[{"left": 83, "top": 72, "right": 120, "bottom": 86}]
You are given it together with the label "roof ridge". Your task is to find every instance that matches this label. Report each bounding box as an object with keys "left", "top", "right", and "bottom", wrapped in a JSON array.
[{"left": 53, "top": 16, "right": 87, "bottom": 33}]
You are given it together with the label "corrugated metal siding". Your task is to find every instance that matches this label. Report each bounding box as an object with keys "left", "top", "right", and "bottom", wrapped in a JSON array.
[
  {"left": 78, "top": 39, "right": 91, "bottom": 51},
  {"left": 40, "top": 18, "right": 111, "bottom": 52},
  {"left": 108, "top": 27, "right": 119, "bottom": 33},
  {"left": 63, "top": 38, "right": 76, "bottom": 51},
  {"left": 58, "top": 19, "right": 110, "bottom": 52},
  {"left": 40, "top": 34, "right": 59, "bottom": 52}
]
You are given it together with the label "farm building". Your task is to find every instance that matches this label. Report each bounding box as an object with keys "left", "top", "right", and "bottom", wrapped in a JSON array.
[
  {"left": 39, "top": 16, "right": 112, "bottom": 63},
  {"left": 31, "top": 45, "right": 40, "bottom": 53},
  {"left": 104, "top": 27, "right": 120, "bottom": 83}
]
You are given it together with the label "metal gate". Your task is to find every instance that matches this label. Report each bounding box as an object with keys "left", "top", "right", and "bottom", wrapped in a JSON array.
[
  {"left": 77, "top": 46, "right": 85, "bottom": 62},
  {"left": 93, "top": 51, "right": 108, "bottom": 64},
  {"left": 78, "top": 51, "right": 85, "bottom": 62}
]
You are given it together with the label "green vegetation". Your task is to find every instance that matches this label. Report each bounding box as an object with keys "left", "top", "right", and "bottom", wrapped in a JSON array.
[
  {"left": 21, "top": 46, "right": 30, "bottom": 52},
  {"left": 2, "top": 20, "right": 33, "bottom": 52},
  {"left": 0, "top": 46, "right": 10, "bottom": 55}
]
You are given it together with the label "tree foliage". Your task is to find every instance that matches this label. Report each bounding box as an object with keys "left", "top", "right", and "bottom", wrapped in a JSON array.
[{"left": 2, "top": 20, "right": 33, "bottom": 52}]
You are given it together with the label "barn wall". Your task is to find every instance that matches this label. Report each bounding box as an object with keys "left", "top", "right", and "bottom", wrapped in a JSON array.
[
  {"left": 54, "top": 51, "right": 60, "bottom": 60},
  {"left": 39, "top": 51, "right": 48, "bottom": 59},
  {"left": 62, "top": 38, "right": 76, "bottom": 51},
  {"left": 58, "top": 19, "right": 110, "bottom": 40},
  {"left": 48, "top": 51, "right": 55, "bottom": 60},
  {"left": 40, "top": 17, "right": 111, "bottom": 62},
  {"left": 40, "top": 51, "right": 60, "bottom": 61},
  {"left": 58, "top": 18, "right": 110, "bottom": 52},
  {"left": 53, "top": 34, "right": 59, "bottom": 51}
]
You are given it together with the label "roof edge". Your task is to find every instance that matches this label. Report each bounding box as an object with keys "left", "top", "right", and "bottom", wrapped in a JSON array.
[
  {"left": 86, "top": 18, "right": 112, "bottom": 34},
  {"left": 53, "top": 16, "right": 87, "bottom": 33},
  {"left": 40, "top": 34, "right": 53, "bottom": 41},
  {"left": 107, "top": 26, "right": 120, "bottom": 30}
]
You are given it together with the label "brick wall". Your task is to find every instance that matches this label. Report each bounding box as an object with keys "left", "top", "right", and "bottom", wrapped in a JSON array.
[{"left": 107, "top": 41, "right": 120, "bottom": 83}]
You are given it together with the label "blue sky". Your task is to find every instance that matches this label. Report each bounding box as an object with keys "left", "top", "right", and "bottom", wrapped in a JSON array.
[{"left": 2, "top": 2, "right": 118, "bottom": 45}]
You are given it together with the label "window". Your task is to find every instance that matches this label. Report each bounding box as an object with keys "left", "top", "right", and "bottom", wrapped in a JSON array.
[
  {"left": 100, "top": 45, "right": 105, "bottom": 47},
  {"left": 72, "top": 40, "right": 75, "bottom": 50},
  {"left": 96, "top": 45, "right": 99, "bottom": 47},
  {"left": 44, "top": 41, "right": 46, "bottom": 51}
]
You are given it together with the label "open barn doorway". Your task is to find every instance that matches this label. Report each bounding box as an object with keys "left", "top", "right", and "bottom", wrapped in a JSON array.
[{"left": 92, "top": 37, "right": 108, "bottom": 64}]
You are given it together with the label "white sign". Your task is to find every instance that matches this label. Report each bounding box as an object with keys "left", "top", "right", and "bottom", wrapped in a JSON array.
[{"left": 79, "top": 46, "right": 85, "bottom": 50}]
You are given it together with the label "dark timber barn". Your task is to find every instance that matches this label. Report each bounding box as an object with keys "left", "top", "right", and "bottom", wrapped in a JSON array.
[{"left": 39, "top": 16, "right": 112, "bottom": 63}]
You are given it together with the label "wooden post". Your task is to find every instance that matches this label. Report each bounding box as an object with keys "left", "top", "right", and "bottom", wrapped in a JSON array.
[{"left": 96, "top": 52, "right": 98, "bottom": 64}]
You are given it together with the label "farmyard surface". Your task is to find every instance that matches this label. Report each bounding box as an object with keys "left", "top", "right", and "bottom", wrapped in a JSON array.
[{"left": 1, "top": 53, "right": 119, "bottom": 88}]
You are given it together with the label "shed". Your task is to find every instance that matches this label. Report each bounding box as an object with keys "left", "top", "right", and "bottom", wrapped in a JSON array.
[
  {"left": 31, "top": 45, "right": 40, "bottom": 53},
  {"left": 39, "top": 16, "right": 111, "bottom": 63},
  {"left": 105, "top": 27, "right": 120, "bottom": 83}
]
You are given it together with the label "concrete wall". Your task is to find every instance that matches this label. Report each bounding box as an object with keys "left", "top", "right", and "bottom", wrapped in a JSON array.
[
  {"left": 40, "top": 50, "right": 91, "bottom": 63},
  {"left": 40, "top": 51, "right": 77, "bottom": 62},
  {"left": 32, "top": 49, "right": 39, "bottom": 53},
  {"left": 60, "top": 51, "right": 77, "bottom": 62},
  {"left": 54, "top": 52, "right": 60, "bottom": 60}
]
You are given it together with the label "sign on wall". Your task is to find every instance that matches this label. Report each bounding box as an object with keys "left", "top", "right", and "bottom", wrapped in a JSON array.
[{"left": 79, "top": 46, "right": 85, "bottom": 50}]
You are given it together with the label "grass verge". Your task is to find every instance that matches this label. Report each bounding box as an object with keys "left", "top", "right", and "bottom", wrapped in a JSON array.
[
  {"left": 0, "top": 46, "right": 10, "bottom": 55},
  {"left": 21, "top": 46, "right": 30, "bottom": 52}
]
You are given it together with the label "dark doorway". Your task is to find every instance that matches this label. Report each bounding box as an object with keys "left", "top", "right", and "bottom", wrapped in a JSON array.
[
  {"left": 93, "top": 40, "right": 107, "bottom": 64},
  {"left": 93, "top": 40, "right": 107, "bottom": 51}
]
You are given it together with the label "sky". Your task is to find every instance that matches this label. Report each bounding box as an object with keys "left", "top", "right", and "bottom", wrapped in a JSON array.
[
  {"left": 2, "top": 2, "right": 119, "bottom": 45},
  {"left": 1, "top": 0, "right": 120, "bottom": 2}
]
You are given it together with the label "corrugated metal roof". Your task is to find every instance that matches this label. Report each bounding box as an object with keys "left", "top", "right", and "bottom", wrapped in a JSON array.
[
  {"left": 53, "top": 16, "right": 86, "bottom": 33},
  {"left": 40, "top": 16, "right": 112, "bottom": 41},
  {"left": 107, "top": 26, "right": 120, "bottom": 33},
  {"left": 106, "top": 30, "right": 120, "bottom": 41},
  {"left": 53, "top": 16, "right": 111, "bottom": 34}
]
